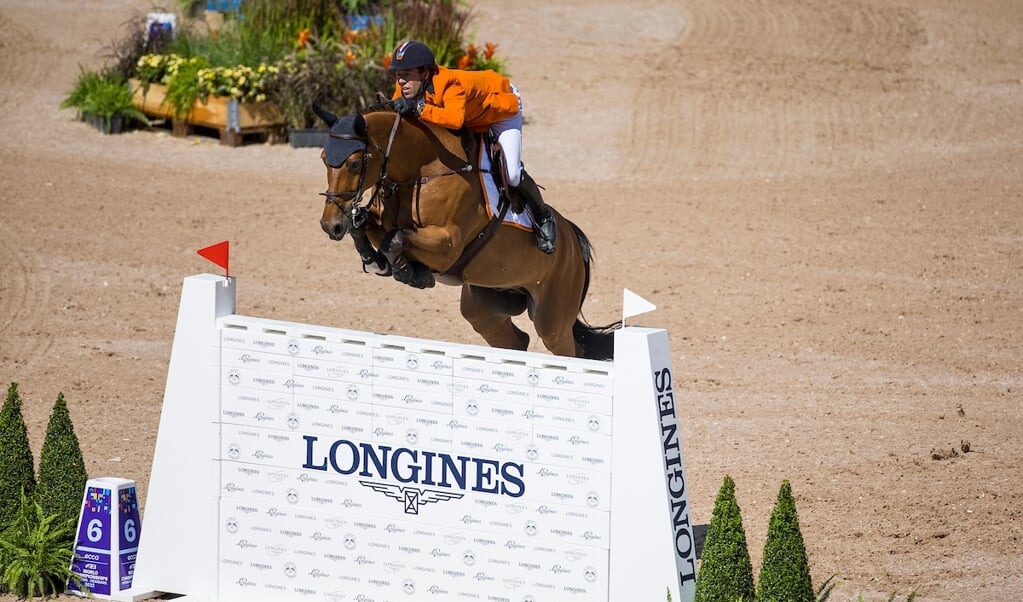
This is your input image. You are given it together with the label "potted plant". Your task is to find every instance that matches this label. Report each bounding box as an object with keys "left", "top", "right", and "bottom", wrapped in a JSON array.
[{"left": 61, "top": 67, "right": 150, "bottom": 134}]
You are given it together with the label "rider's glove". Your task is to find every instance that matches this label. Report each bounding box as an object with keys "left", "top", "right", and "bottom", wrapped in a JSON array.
[{"left": 391, "top": 96, "right": 419, "bottom": 116}]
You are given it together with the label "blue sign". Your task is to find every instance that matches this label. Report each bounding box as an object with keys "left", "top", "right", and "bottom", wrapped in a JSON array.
[
  {"left": 117, "top": 486, "right": 142, "bottom": 590},
  {"left": 68, "top": 486, "right": 113, "bottom": 596}
]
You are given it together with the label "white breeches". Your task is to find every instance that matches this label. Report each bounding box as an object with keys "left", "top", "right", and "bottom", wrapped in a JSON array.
[{"left": 490, "top": 85, "right": 524, "bottom": 187}]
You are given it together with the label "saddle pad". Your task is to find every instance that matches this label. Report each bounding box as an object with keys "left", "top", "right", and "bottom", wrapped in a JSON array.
[{"left": 478, "top": 144, "right": 533, "bottom": 231}]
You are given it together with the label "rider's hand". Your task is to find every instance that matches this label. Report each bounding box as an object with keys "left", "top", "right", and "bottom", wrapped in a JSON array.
[{"left": 391, "top": 96, "right": 419, "bottom": 116}]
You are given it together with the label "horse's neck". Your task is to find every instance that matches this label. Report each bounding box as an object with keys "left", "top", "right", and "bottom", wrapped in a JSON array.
[
  {"left": 424, "top": 122, "right": 475, "bottom": 164},
  {"left": 368, "top": 114, "right": 473, "bottom": 173}
]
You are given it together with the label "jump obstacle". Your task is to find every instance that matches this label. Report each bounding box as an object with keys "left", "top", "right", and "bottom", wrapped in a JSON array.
[{"left": 105, "top": 274, "right": 695, "bottom": 602}]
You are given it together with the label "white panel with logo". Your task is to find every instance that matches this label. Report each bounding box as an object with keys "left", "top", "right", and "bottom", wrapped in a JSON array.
[{"left": 121, "top": 274, "right": 695, "bottom": 602}]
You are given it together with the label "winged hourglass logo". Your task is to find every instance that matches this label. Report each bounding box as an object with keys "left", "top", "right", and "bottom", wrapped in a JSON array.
[{"left": 359, "top": 481, "right": 464, "bottom": 515}]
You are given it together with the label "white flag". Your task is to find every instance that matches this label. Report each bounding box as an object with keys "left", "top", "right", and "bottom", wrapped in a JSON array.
[{"left": 622, "top": 288, "right": 656, "bottom": 323}]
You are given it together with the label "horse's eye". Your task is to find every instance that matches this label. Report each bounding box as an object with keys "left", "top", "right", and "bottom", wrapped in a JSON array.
[{"left": 347, "top": 159, "right": 361, "bottom": 173}]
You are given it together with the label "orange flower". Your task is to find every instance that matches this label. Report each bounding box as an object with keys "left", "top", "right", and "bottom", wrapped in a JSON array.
[
  {"left": 457, "top": 54, "right": 471, "bottom": 70},
  {"left": 297, "top": 28, "right": 309, "bottom": 48},
  {"left": 485, "top": 42, "right": 497, "bottom": 60},
  {"left": 343, "top": 30, "right": 358, "bottom": 45},
  {"left": 382, "top": 54, "right": 392, "bottom": 70},
  {"left": 345, "top": 50, "right": 356, "bottom": 67},
  {"left": 466, "top": 44, "right": 478, "bottom": 59}
]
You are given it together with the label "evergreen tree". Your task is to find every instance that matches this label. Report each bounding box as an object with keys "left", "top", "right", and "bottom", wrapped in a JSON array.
[
  {"left": 37, "top": 392, "right": 89, "bottom": 531},
  {"left": 757, "top": 480, "right": 814, "bottom": 602},
  {"left": 0, "top": 382, "right": 37, "bottom": 531},
  {"left": 694, "top": 475, "right": 755, "bottom": 602}
]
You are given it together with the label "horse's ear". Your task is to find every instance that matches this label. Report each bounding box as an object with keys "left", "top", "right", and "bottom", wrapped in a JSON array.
[
  {"left": 312, "top": 103, "right": 338, "bottom": 127},
  {"left": 354, "top": 112, "right": 367, "bottom": 137}
]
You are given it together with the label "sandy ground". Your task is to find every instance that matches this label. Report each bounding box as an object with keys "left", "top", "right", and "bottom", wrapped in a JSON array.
[{"left": 1, "top": 0, "right": 1021, "bottom": 600}]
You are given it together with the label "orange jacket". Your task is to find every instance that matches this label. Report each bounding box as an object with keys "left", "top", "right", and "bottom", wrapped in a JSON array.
[{"left": 392, "top": 66, "right": 520, "bottom": 133}]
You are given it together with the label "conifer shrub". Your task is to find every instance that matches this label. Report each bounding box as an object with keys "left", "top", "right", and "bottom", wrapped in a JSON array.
[
  {"left": 0, "top": 383, "right": 36, "bottom": 531},
  {"left": 37, "top": 392, "right": 89, "bottom": 534},
  {"left": 757, "top": 480, "right": 814, "bottom": 602},
  {"left": 694, "top": 474, "right": 755, "bottom": 602}
]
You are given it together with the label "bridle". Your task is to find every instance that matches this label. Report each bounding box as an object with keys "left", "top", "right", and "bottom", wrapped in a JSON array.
[
  {"left": 318, "top": 116, "right": 397, "bottom": 229},
  {"left": 320, "top": 112, "right": 475, "bottom": 230}
]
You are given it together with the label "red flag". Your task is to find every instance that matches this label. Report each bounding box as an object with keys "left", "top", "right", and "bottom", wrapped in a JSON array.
[{"left": 197, "top": 241, "right": 230, "bottom": 276}]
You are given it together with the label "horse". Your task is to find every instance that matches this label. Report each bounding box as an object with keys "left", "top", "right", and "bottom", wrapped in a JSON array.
[{"left": 313, "top": 104, "right": 618, "bottom": 360}]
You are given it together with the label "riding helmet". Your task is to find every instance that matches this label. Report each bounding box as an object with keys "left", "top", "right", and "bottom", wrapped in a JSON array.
[{"left": 390, "top": 40, "right": 436, "bottom": 71}]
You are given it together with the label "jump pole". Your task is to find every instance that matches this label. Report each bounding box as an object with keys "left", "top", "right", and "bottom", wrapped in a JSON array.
[{"left": 117, "top": 273, "right": 696, "bottom": 602}]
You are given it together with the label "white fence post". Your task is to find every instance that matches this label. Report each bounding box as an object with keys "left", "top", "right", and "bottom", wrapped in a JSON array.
[{"left": 610, "top": 327, "right": 696, "bottom": 602}]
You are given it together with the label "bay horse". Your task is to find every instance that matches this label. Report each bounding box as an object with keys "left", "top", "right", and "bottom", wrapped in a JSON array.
[{"left": 314, "top": 104, "right": 618, "bottom": 360}]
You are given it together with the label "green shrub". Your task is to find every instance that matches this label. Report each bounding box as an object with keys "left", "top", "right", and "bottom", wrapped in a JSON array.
[
  {"left": 235, "top": 0, "right": 349, "bottom": 48},
  {"left": 37, "top": 393, "right": 88, "bottom": 535},
  {"left": 0, "top": 491, "right": 84, "bottom": 598},
  {"left": 0, "top": 383, "right": 36, "bottom": 532},
  {"left": 757, "top": 480, "right": 814, "bottom": 602},
  {"left": 376, "top": 0, "right": 473, "bottom": 67},
  {"left": 60, "top": 67, "right": 150, "bottom": 132},
  {"left": 694, "top": 475, "right": 755, "bottom": 602}
]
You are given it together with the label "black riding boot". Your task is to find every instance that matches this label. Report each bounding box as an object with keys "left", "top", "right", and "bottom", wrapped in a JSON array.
[{"left": 514, "top": 170, "right": 556, "bottom": 254}]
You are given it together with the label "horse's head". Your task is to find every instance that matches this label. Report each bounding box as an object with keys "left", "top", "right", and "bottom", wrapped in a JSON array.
[{"left": 315, "top": 104, "right": 384, "bottom": 241}]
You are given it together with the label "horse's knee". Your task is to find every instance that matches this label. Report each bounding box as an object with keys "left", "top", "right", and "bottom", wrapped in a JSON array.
[{"left": 380, "top": 229, "right": 406, "bottom": 259}]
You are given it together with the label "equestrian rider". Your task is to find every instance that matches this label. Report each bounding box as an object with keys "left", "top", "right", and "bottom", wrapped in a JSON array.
[{"left": 388, "top": 40, "right": 557, "bottom": 255}]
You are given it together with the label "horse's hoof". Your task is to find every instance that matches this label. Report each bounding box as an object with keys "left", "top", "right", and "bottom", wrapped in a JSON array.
[
  {"left": 411, "top": 274, "right": 436, "bottom": 289},
  {"left": 362, "top": 256, "right": 391, "bottom": 276}
]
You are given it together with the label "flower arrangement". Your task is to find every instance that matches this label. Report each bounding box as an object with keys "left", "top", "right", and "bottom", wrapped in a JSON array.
[
  {"left": 456, "top": 42, "right": 504, "bottom": 72},
  {"left": 196, "top": 63, "right": 279, "bottom": 103},
  {"left": 134, "top": 53, "right": 186, "bottom": 87},
  {"left": 136, "top": 54, "right": 277, "bottom": 103},
  {"left": 109, "top": 0, "right": 506, "bottom": 141},
  {"left": 263, "top": 32, "right": 391, "bottom": 130}
]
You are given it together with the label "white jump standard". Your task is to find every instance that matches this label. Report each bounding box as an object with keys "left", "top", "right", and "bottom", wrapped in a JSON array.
[{"left": 117, "top": 273, "right": 696, "bottom": 602}]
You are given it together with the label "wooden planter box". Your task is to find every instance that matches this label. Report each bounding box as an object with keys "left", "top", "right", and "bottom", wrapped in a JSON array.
[{"left": 128, "top": 78, "right": 285, "bottom": 146}]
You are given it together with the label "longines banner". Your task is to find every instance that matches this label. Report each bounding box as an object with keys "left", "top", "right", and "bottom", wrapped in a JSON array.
[{"left": 121, "top": 275, "right": 695, "bottom": 602}]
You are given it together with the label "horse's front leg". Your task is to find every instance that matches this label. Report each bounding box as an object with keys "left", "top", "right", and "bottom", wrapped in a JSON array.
[
  {"left": 380, "top": 229, "right": 436, "bottom": 289},
  {"left": 350, "top": 227, "right": 390, "bottom": 276}
]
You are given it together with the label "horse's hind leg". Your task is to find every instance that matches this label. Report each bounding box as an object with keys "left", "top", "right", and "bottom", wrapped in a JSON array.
[
  {"left": 530, "top": 286, "right": 586, "bottom": 358},
  {"left": 460, "top": 285, "right": 530, "bottom": 351}
]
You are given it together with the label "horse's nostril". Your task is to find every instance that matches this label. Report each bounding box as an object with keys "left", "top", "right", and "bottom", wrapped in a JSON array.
[{"left": 325, "top": 221, "right": 346, "bottom": 241}]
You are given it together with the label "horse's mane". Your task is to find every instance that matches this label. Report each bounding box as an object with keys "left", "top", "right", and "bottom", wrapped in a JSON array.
[{"left": 360, "top": 100, "right": 395, "bottom": 114}]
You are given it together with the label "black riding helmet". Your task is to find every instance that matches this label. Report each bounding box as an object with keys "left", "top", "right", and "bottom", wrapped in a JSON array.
[{"left": 390, "top": 40, "right": 436, "bottom": 72}]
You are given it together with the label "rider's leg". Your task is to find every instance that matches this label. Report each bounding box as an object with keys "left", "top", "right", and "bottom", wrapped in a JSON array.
[
  {"left": 493, "top": 94, "right": 556, "bottom": 254},
  {"left": 512, "top": 169, "right": 556, "bottom": 255}
]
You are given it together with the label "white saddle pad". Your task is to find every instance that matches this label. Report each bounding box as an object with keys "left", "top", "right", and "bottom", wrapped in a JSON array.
[{"left": 478, "top": 144, "right": 533, "bottom": 231}]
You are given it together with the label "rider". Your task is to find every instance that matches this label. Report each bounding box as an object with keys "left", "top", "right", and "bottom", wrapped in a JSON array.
[{"left": 387, "top": 40, "right": 557, "bottom": 255}]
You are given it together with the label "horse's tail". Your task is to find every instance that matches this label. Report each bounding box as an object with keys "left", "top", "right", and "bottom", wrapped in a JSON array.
[
  {"left": 572, "top": 319, "right": 620, "bottom": 361},
  {"left": 567, "top": 220, "right": 622, "bottom": 361}
]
